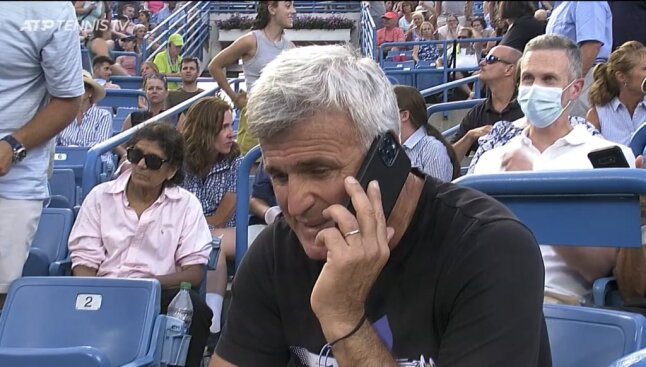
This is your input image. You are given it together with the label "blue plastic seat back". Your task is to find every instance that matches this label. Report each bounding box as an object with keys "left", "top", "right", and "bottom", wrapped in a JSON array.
[
  {"left": 80, "top": 47, "right": 91, "bottom": 73},
  {"left": 50, "top": 169, "right": 77, "bottom": 207},
  {"left": 111, "top": 76, "right": 144, "bottom": 90},
  {"left": 98, "top": 89, "right": 146, "bottom": 109},
  {"left": 22, "top": 208, "right": 74, "bottom": 276},
  {"left": 416, "top": 68, "right": 443, "bottom": 90},
  {"left": 544, "top": 304, "right": 646, "bottom": 367},
  {"left": 54, "top": 146, "right": 90, "bottom": 189},
  {"left": 0, "top": 277, "right": 161, "bottom": 367},
  {"left": 629, "top": 121, "right": 646, "bottom": 157},
  {"left": 112, "top": 107, "right": 138, "bottom": 135},
  {"left": 383, "top": 60, "right": 415, "bottom": 70}
]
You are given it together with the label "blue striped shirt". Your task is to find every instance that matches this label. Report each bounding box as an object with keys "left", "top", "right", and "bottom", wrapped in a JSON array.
[
  {"left": 595, "top": 96, "right": 646, "bottom": 146},
  {"left": 402, "top": 127, "right": 454, "bottom": 182},
  {"left": 57, "top": 104, "right": 114, "bottom": 170}
]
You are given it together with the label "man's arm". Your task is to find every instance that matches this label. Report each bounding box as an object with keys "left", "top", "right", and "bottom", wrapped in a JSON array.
[
  {"left": 552, "top": 246, "right": 618, "bottom": 283},
  {"left": 154, "top": 264, "right": 204, "bottom": 289},
  {"left": 73, "top": 265, "right": 98, "bottom": 276},
  {"left": 452, "top": 125, "right": 493, "bottom": 163},
  {"left": 579, "top": 41, "right": 602, "bottom": 76}
]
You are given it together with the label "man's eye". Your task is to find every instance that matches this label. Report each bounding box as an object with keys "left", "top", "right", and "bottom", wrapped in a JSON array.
[{"left": 271, "top": 173, "right": 288, "bottom": 184}]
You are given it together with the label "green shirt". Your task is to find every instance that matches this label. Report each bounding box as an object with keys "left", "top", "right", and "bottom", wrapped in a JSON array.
[{"left": 153, "top": 50, "right": 182, "bottom": 90}]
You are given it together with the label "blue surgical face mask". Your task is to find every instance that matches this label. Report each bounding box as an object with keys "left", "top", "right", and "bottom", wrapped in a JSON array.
[{"left": 518, "top": 80, "right": 575, "bottom": 128}]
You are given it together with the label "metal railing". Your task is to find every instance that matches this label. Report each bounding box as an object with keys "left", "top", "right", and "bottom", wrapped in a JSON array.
[
  {"left": 360, "top": 2, "right": 377, "bottom": 60},
  {"left": 80, "top": 78, "right": 243, "bottom": 200},
  {"left": 144, "top": 1, "right": 211, "bottom": 62}
]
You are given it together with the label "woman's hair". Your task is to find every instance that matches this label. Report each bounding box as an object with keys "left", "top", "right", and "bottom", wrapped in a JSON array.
[
  {"left": 182, "top": 97, "right": 240, "bottom": 176},
  {"left": 471, "top": 17, "right": 487, "bottom": 29},
  {"left": 459, "top": 27, "right": 475, "bottom": 38},
  {"left": 140, "top": 61, "right": 159, "bottom": 74},
  {"left": 499, "top": 1, "right": 535, "bottom": 20},
  {"left": 589, "top": 41, "right": 646, "bottom": 106},
  {"left": 393, "top": 85, "right": 460, "bottom": 180},
  {"left": 401, "top": 1, "right": 414, "bottom": 13},
  {"left": 252, "top": 1, "right": 279, "bottom": 30},
  {"left": 143, "top": 72, "right": 168, "bottom": 90},
  {"left": 419, "top": 21, "right": 435, "bottom": 37},
  {"left": 126, "top": 123, "right": 185, "bottom": 186}
]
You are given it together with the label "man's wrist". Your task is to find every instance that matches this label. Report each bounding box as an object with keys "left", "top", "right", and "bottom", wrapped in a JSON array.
[{"left": 317, "top": 310, "right": 366, "bottom": 342}]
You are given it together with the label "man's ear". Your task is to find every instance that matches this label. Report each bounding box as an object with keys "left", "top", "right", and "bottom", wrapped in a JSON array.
[{"left": 400, "top": 109, "right": 410, "bottom": 123}]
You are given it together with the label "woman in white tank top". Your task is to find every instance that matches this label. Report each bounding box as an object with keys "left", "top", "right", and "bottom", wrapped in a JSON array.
[
  {"left": 208, "top": 2, "right": 296, "bottom": 156},
  {"left": 586, "top": 41, "right": 646, "bottom": 146},
  {"left": 204, "top": 0, "right": 296, "bottom": 344}
]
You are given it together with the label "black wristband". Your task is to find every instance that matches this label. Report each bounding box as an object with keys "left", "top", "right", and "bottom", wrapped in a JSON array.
[{"left": 329, "top": 313, "right": 368, "bottom": 348}]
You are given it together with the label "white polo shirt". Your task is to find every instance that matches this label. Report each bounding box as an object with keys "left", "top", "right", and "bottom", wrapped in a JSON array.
[
  {"left": 472, "top": 123, "right": 636, "bottom": 301},
  {"left": 473, "top": 124, "right": 636, "bottom": 174}
]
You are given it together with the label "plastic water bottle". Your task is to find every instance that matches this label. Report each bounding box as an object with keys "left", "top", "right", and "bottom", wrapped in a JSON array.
[{"left": 167, "top": 282, "right": 193, "bottom": 330}]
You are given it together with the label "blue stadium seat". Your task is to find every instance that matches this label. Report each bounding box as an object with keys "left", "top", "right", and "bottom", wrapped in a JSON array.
[
  {"left": 50, "top": 168, "right": 77, "bottom": 207},
  {"left": 453, "top": 169, "right": 644, "bottom": 248},
  {"left": 544, "top": 304, "right": 646, "bottom": 367},
  {"left": 385, "top": 50, "right": 413, "bottom": 61},
  {"left": 111, "top": 76, "right": 144, "bottom": 90},
  {"left": 383, "top": 60, "right": 415, "bottom": 70},
  {"left": 80, "top": 47, "right": 91, "bottom": 74},
  {"left": 593, "top": 276, "right": 624, "bottom": 307},
  {"left": 98, "top": 89, "right": 147, "bottom": 109},
  {"left": 22, "top": 207, "right": 74, "bottom": 277},
  {"left": 234, "top": 145, "right": 262, "bottom": 270},
  {"left": 54, "top": 146, "right": 90, "bottom": 189},
  {"left": 113, "top": 107, "right": 138, "bottom": 135},
  {"left": 0, "top": 277, "right": 164, "bottom": 367},
  {"left": 416, "top": 68, "right": 443, "bottom": 90},
  {"left": 610, "top": 347, "right": 646, "bottom": 366},
  {"left": 629, "top": 121, "right": 646, "bottom": 157}
]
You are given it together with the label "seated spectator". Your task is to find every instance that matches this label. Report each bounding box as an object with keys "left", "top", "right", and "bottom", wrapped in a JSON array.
[
  {"left": 92, "top": 55, "right": 121, "bottom": 89},
  {"left": 180, "top": 97, "right": 242, "bottom": 348},
  {"left": 140, "top": 60, "right": 159, "bottom": 78},
  {"left": 437, "top": 13, "right": 462, "bottom": 41},
  {"left": 153, "top": 33, "right": 183, "bottom": 90},
  {"left": 471, "top": 35, "right": 635, "bottom": 304},
  {"left": 166, "top": 57, "right": 204, "bottom": 110},
  {"left": 114, "top": 73, "right": 169, "bottom": 166},
  {"left": 586, "top": 41, "right": 646, "bottom": 145},
  {"left": 211, "top": 44, "right": 550, "bottom": 367},
  {"left": 534, "top": 8, "right": 548, "bottom": 23},
  {"left": 395, "top": 85, "right": 459, "bottom": 181},
  {"left": 471, "top": 16, "right": 496, "bottom": 56},
  {"left": 377, "top": 11, "right": 405, "bottom": 59},
  {"left": 155, "top": 0, "right": 186, "bottom": 30},
  {"left": 57, "top": 70, "right": 113, "bottom": 170},
  {"left": 452, "top": 46, "right": 524, "bottom": 162},
  {"left": 145, "top": 0, "right": 165, "bottom": 16},
  {"left": 137, "top": 9, "right": 152, "bottom": 31},
  {"left": 412, "top": 21, "right": 440, "bottom": 62},
  {"left": 115, "top": 35, "right": 138, "bottom": 76},
  {"left": 68, "top": 123, "right": 213, "bottom": 367},
  {"left": 499, "top": 1, "right": 546, "bottom": 52},
  {"left": 415, "top": 4, "right": 435, "bottom": 22},
  {"left": 111, "top": 4, "right": 136, "bottom": 39},
  {"left": 437, "top": 27, "right": 481, "bottom": 97},
  {"left": 133, "top": 24, "right": 148, "bottom": 56},
  {"left": 405, "top": 11, "right": 425, "bottom": 41}
]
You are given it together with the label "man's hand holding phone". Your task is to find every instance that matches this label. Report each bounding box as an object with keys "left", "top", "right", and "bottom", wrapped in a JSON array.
[{"left": 310, "top": 176, "right": 394, "bottom": 342}]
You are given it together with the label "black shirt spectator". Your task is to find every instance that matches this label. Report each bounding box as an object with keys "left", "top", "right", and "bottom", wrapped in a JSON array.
[
  {"left": 500, "top": 14, "right": 546, "bottom": 52},
  {"left": 129, "top": 109, "right": 166, "bottom": 127},
  {"left": 609, "top": 1, "right": 646, "bottom": 51},
  {"left": 450, "top": 93, "right": 524, "bottom": 153}
]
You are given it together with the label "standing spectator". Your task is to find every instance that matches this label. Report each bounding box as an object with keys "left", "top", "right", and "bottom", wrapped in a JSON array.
[
  {"left": 397, "top": 1, "right": 415, "bottom": 31},
  {"left": 92, "top": 55, "right": 121, "bottom": 89},
  {"left": 451, "top": 45, "right": 524, "bottom": 162},
  {"left": 395, "top": 85, "right": 460, "bottom": 181},
  {"left": 609, "top": 1, "right": 646, "bottom": 52},
  {"left": 115, "top": 36, "right": 138, "bottom": 76},
  {"left": 547, "top": 1, "right": 613, "bottom": 118},
  {"left": 180, "top": 97, "right": 242, "bottom": 352},
  {"left": 367, "top": 1, "right": 386, "bottom": 29},
  {"left": 166, "top": 57, "right": 205, "bottom": 110},
  {"left": 111, "top": 3, "right": 136, "bottom": 39},
  {"left": 586, "top": 41, "right": 646, "bottom": 145},
  {"left": 153, "top": 33, "right": 184, "bottom": 90},
  {"left": 412, "top": 22, "right": 441, "bottom": 62},
  {"left": 376, "top": 11, "right": 406, "bottom": 59},
  {"left": 437, "top": 13, "right": 462, "bottom": 41},
  {"left": 0, "top": 2, "right": 84, "bottom": 307},
  {"left": 208, "top": 1, "right": 296, "bottom": 155},
  {"left": 499, "top": 1, "right": 546, "bottom": 52},
  {"left": 435, "top": 1, "right": 473, "bottom": 27}
]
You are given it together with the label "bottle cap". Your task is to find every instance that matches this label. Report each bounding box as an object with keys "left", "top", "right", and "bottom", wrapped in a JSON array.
[{"left": 180, "top": 282, "right": 191, "bottom": 290}]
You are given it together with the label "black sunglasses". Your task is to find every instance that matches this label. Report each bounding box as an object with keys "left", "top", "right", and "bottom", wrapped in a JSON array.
[
  {"left": 482, "top": 54, "right": 512, "bottom": 65},
  {"left": 126, "top": 147, "right": 168, "bottom": 170}
]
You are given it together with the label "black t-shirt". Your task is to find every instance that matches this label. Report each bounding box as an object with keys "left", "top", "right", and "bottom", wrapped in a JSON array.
[
  {"left": 451, "top": 94, "right": 524, "bottom": 153},
  {"left": 500, "top": 15, "right": 547, "bottom": 52},
  {"left": 216, "top": 177, "right": 551, "bottom": 367}
]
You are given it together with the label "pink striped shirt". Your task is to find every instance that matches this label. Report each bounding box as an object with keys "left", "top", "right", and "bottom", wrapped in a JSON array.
[{"left": 69, "top": 170, "right": 212, "bottom": 279}]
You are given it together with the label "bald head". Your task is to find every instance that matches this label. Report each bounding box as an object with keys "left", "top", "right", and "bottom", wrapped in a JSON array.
[
  {"left": 534, "top": 9, "right": 547, "bottom": 22},
  {"left": 492, "top": 45, "right": 523, "bottom": 65}
]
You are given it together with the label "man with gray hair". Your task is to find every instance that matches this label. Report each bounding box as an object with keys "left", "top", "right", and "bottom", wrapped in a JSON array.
[
  {"left": 211, "top": 45, "right": 550, "bottom": 367},
  {"left": 473, "top": 34, "right": 634, "bottom": 305}
]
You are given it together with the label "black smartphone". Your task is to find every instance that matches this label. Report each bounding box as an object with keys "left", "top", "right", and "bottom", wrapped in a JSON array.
[
  {"left": 345, "top": 131, "right": 412, "bottom": 220},
  {"left": 588, "top": 146, "right": 630, "bottom": 168}
]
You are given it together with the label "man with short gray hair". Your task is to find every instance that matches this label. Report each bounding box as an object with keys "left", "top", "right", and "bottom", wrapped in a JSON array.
[
  {"left": 473, "top": 34, "right": 634, "bottom": 305},
  {"left": 211, "top": 45, "right": 550, "bottom": 367}
]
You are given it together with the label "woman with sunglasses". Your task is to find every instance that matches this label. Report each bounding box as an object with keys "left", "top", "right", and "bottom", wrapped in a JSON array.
[
  {"left": 68, "top": 123, "right": 214, "bottom": 367},
  {"left": 179, "top": 96, "right": 242, "bottom": 349}
]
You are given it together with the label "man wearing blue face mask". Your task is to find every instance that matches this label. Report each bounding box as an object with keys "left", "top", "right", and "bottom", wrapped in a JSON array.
[{"left": 472, "top": 34, "right": 635, "bottom": 305}]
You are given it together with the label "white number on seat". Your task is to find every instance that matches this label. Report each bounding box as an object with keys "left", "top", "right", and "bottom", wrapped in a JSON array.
[{"left": 75, "top": 294, "right": 102, "bottom": 310}]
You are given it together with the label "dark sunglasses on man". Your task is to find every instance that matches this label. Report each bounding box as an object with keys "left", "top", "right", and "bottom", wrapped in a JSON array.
[
  {"left": 481, "top": 54, "right": 512, "bottom": 65},
  {"left": 126, "top": 147, "right": 168, "bottom": 170}
]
